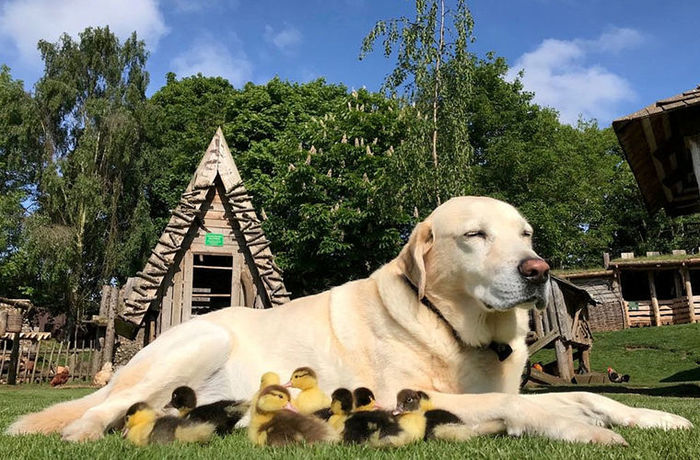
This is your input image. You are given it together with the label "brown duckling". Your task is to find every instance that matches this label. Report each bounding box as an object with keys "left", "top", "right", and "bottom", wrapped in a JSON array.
[
  {"left": 249, "top": 384, "right": 337, "bottom": 446},
  {"left": 167, "top": 386, "right": 249, "bottom": 435},
  {"left": 123, "top": 402, "right": 215, "bottom": 446}
]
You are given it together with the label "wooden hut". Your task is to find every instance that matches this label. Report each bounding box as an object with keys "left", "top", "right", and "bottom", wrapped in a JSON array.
[
  {"left": 116, "top": 129, "right": 290, "bottom": 342},
  {"left": 608, "top": 253, "right": 699, "bottom": 327},
  {"left": 554, "top": 269, "right": 628, "bottom": 332},
  {"left": 612, "top": 85, "right": 700, "bottom": 216}
]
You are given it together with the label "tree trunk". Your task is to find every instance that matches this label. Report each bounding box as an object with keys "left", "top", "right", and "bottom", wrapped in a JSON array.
[{"left": 431, "top": 0, "right": 445, "bottom": 168}]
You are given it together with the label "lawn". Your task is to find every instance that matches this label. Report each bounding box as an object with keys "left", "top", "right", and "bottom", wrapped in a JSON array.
[{"left": 0, "top": 323, "right": 698, "bottom": 459}]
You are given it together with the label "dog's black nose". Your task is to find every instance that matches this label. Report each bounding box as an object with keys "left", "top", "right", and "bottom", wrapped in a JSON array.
[{"left": 518, "top": 258, "right": 550, "bottom": 284}]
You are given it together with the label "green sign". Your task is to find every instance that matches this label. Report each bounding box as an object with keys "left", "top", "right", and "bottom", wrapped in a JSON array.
[{"left": 205, "top": 233, "right": 224, "bottom": 247}]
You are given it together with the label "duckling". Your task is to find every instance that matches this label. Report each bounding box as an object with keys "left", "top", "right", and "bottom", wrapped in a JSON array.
[
  {"left": 285, "top": 367, "right": 331, "bottom": 415},
  {"left": 342, "top": 388, "right": 400, "bottom": 444},
  {"left": 352, "top": 387, "right": 381, "bottom": 412},
  {"left": 250, "top": 371, "right": 281, "bottom": 413},
  {"left": 167, "top": 386, "right": 249, "bottom": 435},
  {"left": 248, "top": 384, "right": 336, "bottom": 446},
  {"left": 324, "top": 388, "right": 354, "bottom": 433},
  {"left": 123, "top": 402, "right": 215, "bottom": 446},
  {"left": 394, "top": 389, "right": 506, "bottom": 442}
]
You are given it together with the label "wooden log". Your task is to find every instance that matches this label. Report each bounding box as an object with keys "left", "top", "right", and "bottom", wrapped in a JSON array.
[
  {"left": 64, "top": 340, "right": 71, "bottom": 383},
  {"left": 554, "top": 338, "right": 574, "bottom": 382},
  {"left": 681, "top": 266, "right": 696, "bottom": 323},
  {"left": 137, "top": 272, "right": 160, "bottom": 284},
  {"left": 168, "top": 232, "right": 180, "bottom": 247},
  {"left": 151, "top": 250, "right": 171, "bottom": 264},
  {"left": 124, "top": 299, "right": 145, "bottom": 310},
  {"left": 248, "top": 238, "right": 270, "bottom": 247},
  {"left": 225, "top": 181, "right": 245, "bottom": 195},
  {"left": 527, "top": 330, "right": 558, "bottom": 355},
  {"left": 0, "top": 339, "right": 6, "bottom": 378},
  {"left": 148, "top": 258, "right": 169, "bottom": 272},
  {"left": 145, "top": 267, "right": 168, "bottom": 277},
  {"left": 230, "top": 207, "right": 256, "bottom": 214},
  {"left": 7, "top": 331, "right": 20, "bottom": 385},
  {"left": 647, "top": 271, "right": 661, "bottom": 326},
  {"left": 99, "top": 285, "right": 111, "bottom": 317},
  {"left": 167, "top": 225, "right": 189, "bottom": 234},
  {"left": 252, "top": 242, "right": 271, "bottom": 257},
  {"left": 52, "top": 341, "right": 64, "bottom": 376},
  {"left": 245, "top": 233, "right": 266, "bottom": 245}
]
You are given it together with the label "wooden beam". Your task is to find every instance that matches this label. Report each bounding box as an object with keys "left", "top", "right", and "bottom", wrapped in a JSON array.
[
  {"left": 681, "top": 266, "right": 696, "bottom": 323},
  {"left": 527, "top": 329, "right": 557, "bottom": 355},
  {"left": 103, "top": 287, "right": 117, "bottom": 364},
  {"left": 647, "top": 271, "right": 662, "bottom": 326},
  {"left": 554, "top": 338, "right": 574, "bottom": 382}
]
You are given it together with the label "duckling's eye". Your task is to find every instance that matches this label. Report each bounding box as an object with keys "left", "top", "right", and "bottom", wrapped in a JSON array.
[
  {"left": 277, "top": 394, "right": 283, "bottom": 399},
  {"left": 464, "top": 230, "right": 486, "bottom": 239},
  {"left": 406, "top": 397, "right": 413, "bottom": 403}
]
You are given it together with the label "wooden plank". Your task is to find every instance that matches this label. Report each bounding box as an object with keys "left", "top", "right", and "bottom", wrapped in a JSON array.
[
  {"left": 0, "top": 339, "right": 6, "bottom": 378},
  {"left": 30, "top": 340, "right": 41, "bottom": 383},
  {"left": 104, "top": 287, "right": 117, "bottom": 363},
  {"left": 161, "top": 275, "right": 174, "bottom": 333},
  {"left": 647, "top": 271, "right": 662, "bottom": 326},
  {"left": 232, "top": 252, "right": 243, "bottom": 306},
  {"left": 182, "top": 251, "right": 193, "bottom": 321},
  {"left": 172, "top": 264, "right": 184, "bottom": 326},
  {"left": 528, "top": 368, "right": 570, "bottom": 386},
  {"left": 527, "top": 329, "right": 558, "bottom": 355},
  {"left": 40, "top": 341, "right": 55, "bottom": 383},
  {"left": 7, "top": 331, "right": 20, "bottom": 384}
]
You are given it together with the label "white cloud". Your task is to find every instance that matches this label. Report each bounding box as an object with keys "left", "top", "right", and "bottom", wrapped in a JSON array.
[
  {"left": 264, "top": 24, "right": 302, "bottom": 53},
  {"left": 0, "top": 0, "right": 168, "bottom": 64},
  {"left": 507, "top": 28, "right": 643, "bottom": 125},
  {"left": 171, "top": 38, "right": 253, "bottom": 87}
]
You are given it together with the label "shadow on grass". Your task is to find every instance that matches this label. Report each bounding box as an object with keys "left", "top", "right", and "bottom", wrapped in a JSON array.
[
  {"left": 524, "top": 383, "right": 700, "bottom": 398},
  {"left": 660, "top": 367, "right": 700, "bottom": 383}
]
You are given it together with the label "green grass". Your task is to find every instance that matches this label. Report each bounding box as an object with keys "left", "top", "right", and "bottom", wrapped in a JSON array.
[
  {"left": 1, "top": 324, "right": 699, "bottom": 459},
  {"left": 532, "top": 322, "right": 700, "bottom": 387}
]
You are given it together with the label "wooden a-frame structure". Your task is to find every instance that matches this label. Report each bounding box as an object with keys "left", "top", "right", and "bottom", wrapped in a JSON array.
[{"left": 117, "top": 129, "right": 290, "bottom": 340}]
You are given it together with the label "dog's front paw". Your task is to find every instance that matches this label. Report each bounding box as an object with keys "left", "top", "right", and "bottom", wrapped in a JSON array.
[
  {"left": 62, "top": 417, "right": 104, "bottom": 442},
  {"left": 622, "top": 408, "right": 693, "bottom": 430},
  {"left": 556, "top": 422, "right": 628, "bottom": 446}
]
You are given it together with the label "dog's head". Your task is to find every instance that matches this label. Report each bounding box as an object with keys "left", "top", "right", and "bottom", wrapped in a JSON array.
[{"left": 398, "top": 196, "right": 550, "bottom": 312}]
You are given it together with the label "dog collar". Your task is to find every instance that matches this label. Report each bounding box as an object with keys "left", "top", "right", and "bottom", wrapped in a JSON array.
[{"left": 401, "top": 275, "right": 512, "bottom": 362}]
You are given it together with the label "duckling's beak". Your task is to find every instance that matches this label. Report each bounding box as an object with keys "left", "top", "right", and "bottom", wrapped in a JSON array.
[
  {"left": 121, "top": 426, "right": 129, "bottom": 438},
  {"left": 373, "top": 402, "right": 383, "bottom": 410},
  {"left": 392, "top": 409, "right": 403, "bottom": 416},
  {"left": 284, "top": 402, "right": 298, "bottom": 412},
  {"left": 283, "top": 381, "right": 292, "bottom": 388},
  {"left": 164, "top": 401, "right": 174, "bottom": 409}
]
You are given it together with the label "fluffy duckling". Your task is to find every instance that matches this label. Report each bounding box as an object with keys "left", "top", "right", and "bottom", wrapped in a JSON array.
[
  {"left": 342, "top": 388, "right": 400, "bottom": 444},
  {"left": 285, "top": 367, "right": 331, "bottom": 415},
  {"left": 123, "top": 402, "right": 215, "bottom": 446},
  {"left": 167, "top": 386, "right": 249, "bottom": 435},
  {"left": 250, "top": 371, "right": 281, "bottom": 412},
  {"left": 352, "top": 387, "right": 381, "bottom": 412},
  {"left": 248, "top": 384, "right": 336, "bottom": 446},
  {"left": 325, "top": 388, "right": 354, "bottom": 433},
  {"left": 393, "top": 389, "right": 506, "bottom": 443}
]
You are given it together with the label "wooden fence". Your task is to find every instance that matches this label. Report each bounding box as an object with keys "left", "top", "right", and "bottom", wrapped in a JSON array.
[
  {"left": 0, "top": 334, "right": 103, "bottom": 385},
  {"left": 626, "top": 295, "right": 700, "bottom": 327}
]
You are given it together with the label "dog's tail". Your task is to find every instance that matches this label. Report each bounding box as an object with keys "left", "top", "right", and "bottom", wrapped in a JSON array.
[{"left": 6, "top": 384, "right": 110, "bottom": 435}]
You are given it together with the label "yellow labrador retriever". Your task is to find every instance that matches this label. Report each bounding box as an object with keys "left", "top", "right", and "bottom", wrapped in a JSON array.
[{"left": 8, "top": 196, "right": 691, "bottom": 443}]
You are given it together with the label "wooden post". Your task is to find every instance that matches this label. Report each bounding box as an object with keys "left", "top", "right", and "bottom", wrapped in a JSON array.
[
  {"left": 31, "top": 340, "right": 41, "bottom": 383},
  {"left": 647, "top": 271, "right": 661, "bottom": 326},
  {"left": 103, "top": 287, "right": 117, "bottom": 365},
  {"left": 7, "top": 332, "right": 20, "bottom": 385},
  {"left": 42, "top": 341, "right": 56, "bottom": 383},
  {"left": 681, "top": 266, "right": 696, "bottom": 323},
  {"left": 554, "top": 338, "right": 574, "bottom": 381},
  {"left": 580, "top": 348, "right": 591, "bottom": 374},
  {"left": 0, "top": 340, "right": 7, "bottom": 380},
  {"left": 0, "top": 309, "right": 7, "bottom": 336}
]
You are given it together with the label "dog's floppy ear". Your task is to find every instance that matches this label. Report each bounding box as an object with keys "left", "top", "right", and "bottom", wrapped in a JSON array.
[{"left": 398, "top": 220, "right": 434, "bottom": 299}]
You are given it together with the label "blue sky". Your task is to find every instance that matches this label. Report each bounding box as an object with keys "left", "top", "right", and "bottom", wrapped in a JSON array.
[{"left": 1, "top": 0, "right": 698, "bottom": 127}]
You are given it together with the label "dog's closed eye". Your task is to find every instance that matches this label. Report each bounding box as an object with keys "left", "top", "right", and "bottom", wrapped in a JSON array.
[{"left": 464, "top": 230, "right": 487, "bottom": 239}]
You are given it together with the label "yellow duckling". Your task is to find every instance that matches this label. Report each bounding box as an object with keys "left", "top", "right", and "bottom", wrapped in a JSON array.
[
  {"left": 285, "top": 367, "right": 331, "bottom": 415},
  {"left": 327, "top": 388, "right": 354, "bottom": 433},
  {"left": 250, "top": 371, "right": 281, "bottom": 410},
  {"left": 123, "top": 402, "right": 215, "bottom": 446},
  {"left": 248, "top": 384, "right": 336, "bottom": 446}
]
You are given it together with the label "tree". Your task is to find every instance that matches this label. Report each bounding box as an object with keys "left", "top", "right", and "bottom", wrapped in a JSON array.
[
  {"left": 5, "top": 27, "right": 152, "bottom": 320},
  {"left": 361, "top": 0, "right": 474, "bottom": 169}
]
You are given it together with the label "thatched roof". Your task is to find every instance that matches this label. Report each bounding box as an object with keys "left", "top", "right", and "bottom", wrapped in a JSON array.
[{"left": 612, "top": 85, "right": 700, "bottom": 216}]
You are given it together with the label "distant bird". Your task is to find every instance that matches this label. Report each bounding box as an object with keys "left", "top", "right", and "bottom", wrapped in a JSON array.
[
  {"left": 123, "top": 402, "right": 215, "bottom": 446},
  {"left": 50, "top": 366, "right": 70, "bottom": 387},
  {"left": 93, "top": 362, "right": 113, "bottom": 387},
  {"left": 532, "top": 362, "right": 544, "bottom": 372},
  {"left": 167, "top": 386, "right": 248, "bottom": 435},
  {"left": 607, "top": 367, "right": 630, "bottom": 384}
]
